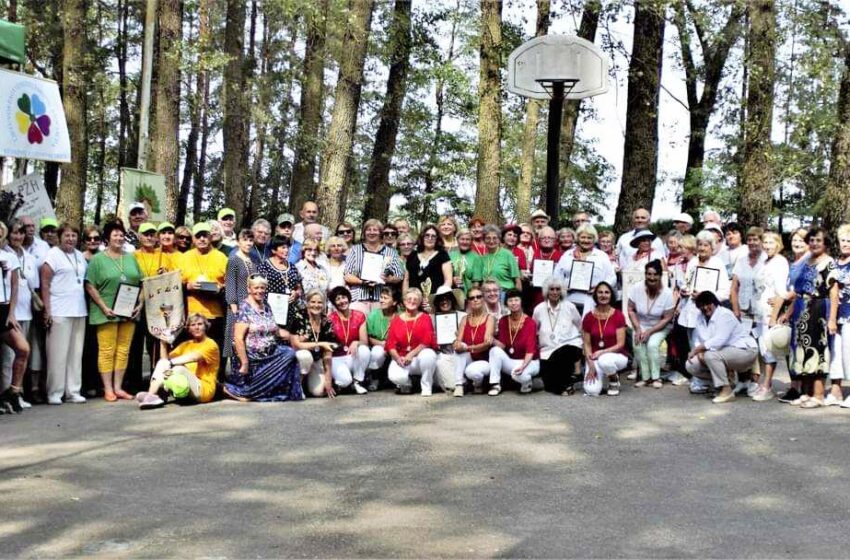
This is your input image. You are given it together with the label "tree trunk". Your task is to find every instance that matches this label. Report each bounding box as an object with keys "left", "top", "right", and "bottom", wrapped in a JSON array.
[
  {"left": 738, "top": 0, "right": 776, "bottom": 227},
  {"left": 674, "top": 1, "right": 744, "bottom": 214},
  {"left": 316, "top": 0, "right": 375, "bottom": 227},
  {"left": 820, "top": 42, "right": 850, "bottom": 232},
  {"left": 222, "top": 0, "right": 249, "bottom": 220},
  {"left": 289, "top": 0, "right": 329, "bottom": 213},
  {"left": 247, "top": 13, "right": 271, "bottom": 224},
  {"left": 515, "top": 0, "right": 550, "bottom": 222},
  {"left": 151, "top": 0, "right": 181, "bottom": 220},
  {"left": 613, "top": 0, "right": 665, "bottom": 236},
  {"left": 94, "top": 87, "right": 107, "bottom": 224},
  {"left": 8, "top": 0, "right": 17, "bottom": 21},
  {"left": 474, "top": 0, "right": 503, "bottom": 224},
  {"left": 362, "top": 0, "right": 413, "bottom": 222},
  {"left": 56, "top": 0, "right": 87, "bottom": 227},
  {"left": 193, "top": 75, "right": 210, "bottom": 222}
]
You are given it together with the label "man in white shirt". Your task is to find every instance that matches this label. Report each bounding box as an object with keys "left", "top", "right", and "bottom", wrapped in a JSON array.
[
  {"left": 292, "top": 201, "right": 329, "bottom": 243},
  {"left": 616, "top": 207, "right": 666, "bottom": 262},
  {"left": 672, "top": 212, "right": 693, "bottom": 235},
  {"left": 217, "top": 207, "right": 238, "bottom": 250},
  {"left": 686, "top": 291, "right": 758, "bottom": 403},
  {"left": 530, "top": 209, "right": 550, "bottom": 233},
  {"left": 21, "top": 216, "right": 49, "bottom": 266}
]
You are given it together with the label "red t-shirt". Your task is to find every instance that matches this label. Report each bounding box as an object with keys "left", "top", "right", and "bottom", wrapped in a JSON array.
[
  {"left": 496, "top": 315, "right": 539, "bottom": 360},
  {"left": 472, "top": 241, "right": 487, "bottom": 256},
  {"left": 385, "top": 313, "right": 437, "bottom": 357},
  {"left": 461, "top": 315, "right": 491, "bottom": 361},
  {"left": 329, "top": 310, "right": 366, "bottom": 357},
  {"left": 512, "top": 246, "right": 529, "bottom": 272},
  {"left": 581, "top": 308, "right": 628, "bottom": 355}
]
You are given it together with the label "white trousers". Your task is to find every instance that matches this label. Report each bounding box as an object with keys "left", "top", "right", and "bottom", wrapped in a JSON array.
[
  {"left": 296, "top": 347, "right": 369, "bottom": 396},
  {"left": 830, "top": 323, "right": 850, "bottom": 381},
  {"left": 488, "top": 346, "right": 540, "bottom": 385},
  {"left": 388, "top": 349, "right": 438, "bottom": 392},
  {"left": 453, "top": 352, "right": 491, "bottom": 386},
  {"left": 46, "top": 316, "right": 86, "bottom": 401},
  {"left": 584, "top": 352, "right": 628, "bottom": 396},
  {"left": 368, "top": 345, "right": 387, "bottom": 370}
]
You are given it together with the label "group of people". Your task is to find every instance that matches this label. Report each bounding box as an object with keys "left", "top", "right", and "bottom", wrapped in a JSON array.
[{"left": 1, "top": 200, "right": 848, "bottom": 413}]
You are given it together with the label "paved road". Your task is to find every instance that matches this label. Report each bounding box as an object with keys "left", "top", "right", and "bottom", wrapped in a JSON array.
[{"left": 2, "top": 378, "right": 849, "bottom": 558}]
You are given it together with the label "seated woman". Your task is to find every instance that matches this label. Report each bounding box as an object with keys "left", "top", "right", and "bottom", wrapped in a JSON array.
[
  {"left": 385, "top": 288, "right": 438, "bottom": 396},
  {"left": 431, "top": 286, "right": 464, "bottom": 393},
  {"left": 224, "top": 275, "right": 304, "bottom": 402},
  {"left": 452, "top": 286, "right": 494, "bottom": 397},
  {"left": 532, "top": 277, "right": 583, "bottom": 396},
  {"left": 686, "top": 291, "right": 759, "bottom": 404},
  {"left": 328, "top": 286, "right": 371, "bottom": 395},
  {"left": 581, "top": 282, "right": 628, "bottom": 397},
  {"left": 487, "top": 289, "right": 540, "bottom": 396},
  {"left": 365, "top": 286, "right": 399, "bottom": 390},
  {"left": 627, "top": 260, "right": 675, "bottom": 388},
  {"left": 136, "top": 313, "right": 221, "bottom": 409},
  {"left": 290, "top": 289, "right": 337, "bottom": 398}
]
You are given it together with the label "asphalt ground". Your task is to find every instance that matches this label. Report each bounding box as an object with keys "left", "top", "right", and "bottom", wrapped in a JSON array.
[{"left": 2, "top": 372, "right": 850, "bottom": 559}]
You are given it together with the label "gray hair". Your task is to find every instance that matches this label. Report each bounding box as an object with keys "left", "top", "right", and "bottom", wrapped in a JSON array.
[
  {"left": 304, "top": 288, "right": 327, "bottom": 307},
  {"left": 482, "top": 224, "right": 501, "bottom": 239},
  {"left": 575, "top": 224, "right": 598, "bottom": 243},
  {"left": 558, "top": 227, "right": 576, "bottom": 238},
  {"left": 251, "top": 218, "right": 271, "bottom": 232},
  {"left": 541, "top": 276, "right": 566, "bottom": 300},
  {"left": 696, "top": 230, "right": 717, "bottom": 250}
]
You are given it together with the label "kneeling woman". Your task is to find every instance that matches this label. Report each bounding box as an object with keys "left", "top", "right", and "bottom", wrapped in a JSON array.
[
  {"left": 487, "top": 289, "right": 540, "bottom": 396},
  {"left": 290, "top": 289, "right": 337, "bottom": 398},
  {"left": 385, "top": 288, "right": 438, "bottom": 396},
  {"left": 452, "top": 286, "right": 494, "bottom": 396},
  {"left": 365, "top": 287, "right": 399, "bottom": 387},
  {"left": 224, "top": 275, "right": 304, "bottom": 402},
  {"left": 328, "top": 286, "right": 371, "bottom": 394},
  {"left": 136, "top": 314, "right": 221, "bottom": 409},
  {"left": 581, "top": 282, "right": 628, "bottom": 396}
]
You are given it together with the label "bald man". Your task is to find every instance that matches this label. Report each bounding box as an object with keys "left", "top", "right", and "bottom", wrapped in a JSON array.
[
  {"left": 292, "top": 201, "right": 330, "bottom": 243},
  {"left": 615, "top": 207, "right": 666, "bottom": 263}
]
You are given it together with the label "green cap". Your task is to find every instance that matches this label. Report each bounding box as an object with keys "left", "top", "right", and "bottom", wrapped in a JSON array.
[
  {"left": 40, "top": 217, "right": 59, "bottom": 230},
  {"left": 157, "top": 221, "right": 176, "bottom": 233},
  {"left": 192, "top": 222, "right": 211, "bottom": 236},
  {"left": 217, "top": 208, "right": 236, "bottom": 220},
  {"left": 277, "top": 213, "right": 295, "bottom": 226},
  {"left": 163, "top": 372, "right": 190, "bottom": 399},
  {"left": 139, "top": 222, "right": 157, "bottom": 234}
]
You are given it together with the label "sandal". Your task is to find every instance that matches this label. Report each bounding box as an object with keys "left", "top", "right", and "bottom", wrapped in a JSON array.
[{"left": 561, "top": 386, "right": 575, "bottom": 396}]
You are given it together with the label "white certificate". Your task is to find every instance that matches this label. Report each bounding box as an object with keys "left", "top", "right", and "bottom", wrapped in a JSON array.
[
  {"left": 361, "top": 252, "right": 384, "bottom": 284},
  {"left": 532, "top": 259, "right": 554, "bottom": 288},
  {"left": 435, "top": 312, "right": 460, "bottom": 345},
  {"left": 112, "top": 283, "right": 141, "bottom": 318},
  {"left": 568, "top": 260, "right": 595, "bottom": 292},
  {"left": 693, "top": 266, "right": 720, "bottom": 294},
  {"left": 267, "top": 292, "right": 290, "bottom": 326}
]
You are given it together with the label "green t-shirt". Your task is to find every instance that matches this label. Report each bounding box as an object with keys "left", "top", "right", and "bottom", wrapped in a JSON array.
[
  {"left": 480, "top": 248, "right": 520, "bottom": 290},
  {"left": 85, "top": 251, "right": 143, "bottom": 325},
  {"left": 366, "top": 308, "right": 395, "bottom": 341},
  {"left": 449, "top": 249, "right": 483, "bottom": 295}
]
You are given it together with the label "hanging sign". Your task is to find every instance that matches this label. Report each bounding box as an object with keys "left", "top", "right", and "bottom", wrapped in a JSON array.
[
  {"left": 0, "top": 69, "right": 71, "bottom": 162},
  {"left": 1, "top": 172, "right": 56, "bottom": 223}
]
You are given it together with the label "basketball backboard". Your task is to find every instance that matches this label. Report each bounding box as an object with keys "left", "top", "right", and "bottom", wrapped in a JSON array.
[{"left": 507, "top": 35, "right": 609, "bottom": 100}]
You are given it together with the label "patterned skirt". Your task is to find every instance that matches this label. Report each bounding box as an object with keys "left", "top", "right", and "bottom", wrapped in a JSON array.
[
  {"left": 793, "top": 297, "right": 830, "bottom": 376},
  {"left": 225, "top": 343, "right": 304, "bottom": 402}
]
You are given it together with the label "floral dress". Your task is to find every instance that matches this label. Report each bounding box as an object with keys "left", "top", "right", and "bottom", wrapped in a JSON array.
[
  {"left": 224, "top": 301, "right": 303, "bottom": 401},
  {"left": 793, "top": 256, "right": 835, "bottom": 376}
]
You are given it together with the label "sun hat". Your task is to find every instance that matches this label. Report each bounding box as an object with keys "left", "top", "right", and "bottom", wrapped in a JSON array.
[
  {"left": 629, "top": 230, "right": 657, "bottom": 248},
  {"left": 765, "top": 324, "right": 791, "bottom": 356}
]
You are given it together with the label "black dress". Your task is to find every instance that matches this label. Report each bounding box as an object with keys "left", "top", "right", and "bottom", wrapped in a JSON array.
[{"left": 406, "top": 250, "right": 450, "bottom": 294}]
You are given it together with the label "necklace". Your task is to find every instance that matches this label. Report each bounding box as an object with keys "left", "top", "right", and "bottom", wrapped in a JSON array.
[
  {"left": 468, "top": 312, "right": 486, "bottom": 345},
  {"left": 308, "top": 315, "right": 322, "bottom": 352},
  {"left": 644, "top": 288, "right": 660, "bottom": 316},
  {"left": 547, "top": 302, "right": 559, "bottom": 342},
  {"left": 595, "top": 307, "right": 613, "bottom": 348},
  {"left": 107, "top": 250, "right": 128, "bottom": 282},
  {"left": 403, "top": 312, "right": 419, "bottom": 351},
  {"left": 508, "top": 314, "right": 525, "bottom": 354},
  {"left": 63, "top": 249, "right": 83, "bottom": 284},
  {"left": 338, "top": 312, "right": 352, "bottom": 345}
]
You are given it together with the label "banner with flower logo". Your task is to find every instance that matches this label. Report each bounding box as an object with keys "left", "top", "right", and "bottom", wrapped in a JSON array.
[
  {"left": 0, "top": 69, "right": 71, "bottom": 162},
  {"left": 120, "top": 167, "right": 167, "bottom": 222}
]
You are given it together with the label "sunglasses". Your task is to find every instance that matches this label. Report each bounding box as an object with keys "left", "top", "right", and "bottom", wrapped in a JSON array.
[
  {"left": 422, "top": 233, "right": 437, "bottom": 239},
  {"left": 142, "top": 231, "right": 157, "bottom": 236},
  {"left": 220, "top": 215, "right": 235, "bottom": 221},
  {"left": 86, "top": 236, "right": 101, "bottom": 242},
  {"left": 467, "top": 294, "right": 483, "bottom": 301},
  {"left": 338, "top": 229, "right": 354, "bottom": 235},
  {"left": 177, "top": 235, "right": 192, "bottom": 241},
  {"left": 382, "top": 231, "right": 397, "bottom": 237},
  {"left": 195, "top": 232, "right": 210, "bottom": 239}
]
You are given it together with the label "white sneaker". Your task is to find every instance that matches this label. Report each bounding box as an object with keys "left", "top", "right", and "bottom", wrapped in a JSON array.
[
  {"left": 689, "top": 378, "right": 709, "bottom": 394},
  {"left": 488, "top": 385, "right": 502, "bottom": 396},
  {"left": 453, "top": 385, "right": 464, "bottom": 397},
  {"left": 634, "top": 380, "right": 648, "bottom": 388},
  {"left": 352, "top": 381, "right": 368, "bottom": 395},
  {"left": 47, "top": 396, "right": 63, "bottom": 405},
  {"left": 840, "top": 396, "right": 850, "bottom": 408},
  {"left": 751, "top": 386, "right": 775, "bottom": 402},
  {"left": 520, "top": 381, "right": 532, "bottom": 394},
  {"left": 18, "top": 396, "right": 32, "bottom": 409},
  {"left": 66, "top": 394, "right": 87, "bottom": 404},
  {"left": 824, "top": 393, "right": 842, "bottom": 407},
  {"left": 420, "top": 388, "right": 432, "bottom": 397},
  {"left": 668, "top": 372, "right": 689, "bottom": 386},
  {"left": 746, "top": 381, "right": 761, "bottom": 397},
  {"left": 626, "top": 371, "right": 637, "bottom": 381}
]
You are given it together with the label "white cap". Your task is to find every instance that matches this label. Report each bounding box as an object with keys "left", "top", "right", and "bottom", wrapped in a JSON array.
[
  {"left": 673, "top": 212, "right": 694, "bottom": 225},
  {"left": 129, "top": 202, "right": 146, "bottom": 213}
]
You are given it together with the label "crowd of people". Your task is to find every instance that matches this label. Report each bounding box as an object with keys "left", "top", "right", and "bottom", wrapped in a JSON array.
[{"left": 1, "top": 200, "right": 848, "bottom": 413}]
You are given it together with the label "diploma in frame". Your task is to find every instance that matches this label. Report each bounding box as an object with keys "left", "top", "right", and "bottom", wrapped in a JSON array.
[
  {"left": 532, "top": 259, "right": 554, "bottom": 288},
  {"left": 568, "top": 260, "right": 595, "bottom": 292},
  {"left": 361, "top": 252, "right": 384, "bottom": 284},
  {"left": 112, "top": 283, "right": 141, "bottom": 318},
  {"left": 435, "top": 312, "right": 460, "bottom": 346},
  {"left": 267, "top": 292, "right": 290, "bottom": 326},
  {"left": 693, "top": 266, "right": 720, "bottom": 294}
]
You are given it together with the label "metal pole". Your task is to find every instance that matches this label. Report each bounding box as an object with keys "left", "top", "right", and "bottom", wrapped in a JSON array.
[
  {"left": 545, "top": 81, "right": 565, "bottom": 229},
  {"left": 137, "top": 0, "right": 157, "bottom": 171}
]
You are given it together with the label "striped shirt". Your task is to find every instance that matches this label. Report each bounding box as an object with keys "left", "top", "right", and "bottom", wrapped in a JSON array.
[{"left": 344, "top": 244, "right": 403, "bottom": 302}]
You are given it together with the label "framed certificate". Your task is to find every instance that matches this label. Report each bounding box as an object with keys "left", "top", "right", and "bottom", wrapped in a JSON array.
[
  {"left": 361, "top": 252, "right": 384, "bottom": 284},
  {"left": 532, "top": 259, "right": 554, "bottom": 288},
  {"left": 693, "top": 266, "right": 720, "bottom": 293},
  {"left": 267, "top": 292, "right": 290, "bottom": 326},
  {"left": 568, "top": 260, "right": 595, "bottom": 292},
  {"left": 112, "top": 283, "right": 141, "bottom": 318},
  {"left": 434, "top": 312, "right": 460, "bottom": 345}
]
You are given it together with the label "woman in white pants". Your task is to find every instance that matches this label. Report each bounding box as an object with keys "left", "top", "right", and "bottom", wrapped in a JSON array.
[
  {"left": 328, "top": 286, "right": 371, "bottom": 395},
  {"left": 40, "top": 223, "right": 88, "bottom": 405},
  {"left": 453, "top": 286, "right": 494, "bottom": 396},
  {"left": 487, "top": 289, "right": 540, "bottom": 396},
  {"left": 385, "top": 288, "right": 438, "bottom": 396},
  {"left": 828, "top": 224, "right": 850, "bottom": 406},
  {"left": 290, "top": 289, "right": 337, "bottom": 398},
  {"left": 581, "top": 282, "right": 628, "bottom": 396}
]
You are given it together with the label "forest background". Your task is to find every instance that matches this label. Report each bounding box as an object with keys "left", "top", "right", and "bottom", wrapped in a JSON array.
[{"left": 3, "top": 0, "right": 850, "bottom": 235}]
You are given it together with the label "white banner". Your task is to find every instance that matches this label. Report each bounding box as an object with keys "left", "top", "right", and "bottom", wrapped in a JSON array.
[
  {"left": 0, "top": 69, "right": 71, "bottom": 162},
  {"left": 1, "top": 172, "right": 56, "bottom": 223},
  {"left": 142, "top": 271, "right": 185, "bottom": 344}
]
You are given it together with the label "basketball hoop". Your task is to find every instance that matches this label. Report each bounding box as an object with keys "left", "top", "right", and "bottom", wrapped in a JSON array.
[{"left": 534, "top": 78, "right": 580, "bottom": 98}]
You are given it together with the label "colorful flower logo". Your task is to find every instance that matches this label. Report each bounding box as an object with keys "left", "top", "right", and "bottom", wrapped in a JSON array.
[{"left": 15, "top": 93, "right": 52, "bottom": 144}]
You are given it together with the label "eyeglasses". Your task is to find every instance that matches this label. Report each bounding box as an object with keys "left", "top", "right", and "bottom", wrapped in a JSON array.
[
  {"left": 467, "top": 294, "right": 483, "bottom": 301},
  {"left": 177, "top": 235, "right": 191, "bottom": 241},
  {"left": 142, "top": 231, "right": 157, "bottom": 237},
  {"left": 338, "top": 229, "right": 354, "bottom": 235},
  {"left": 422, "top": 233, "right": 437, "bottom": 239},
  {"left": 549, "top": 287, "right": 561, "bottom": 291},
  {"left": 220, "top": 215, "right": 235, "bottom": 221},
  {"left": 382, "top": 231, "right": 397, "bottom": 237},
  {"left": 86, "top": 236, "right": 101, "bottom": 242},
  {"left": 194, "top": 232, "right": 210, "bottom": 239}
]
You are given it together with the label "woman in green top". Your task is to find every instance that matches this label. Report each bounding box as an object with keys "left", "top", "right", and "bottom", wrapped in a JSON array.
[
  {"left": 84, "top": 220, "right": 143, "bottom": 401},
  {"left": 365, "top": 286, "right": 398, "bottom": 390},
  {"left": 449, "top": 229, "right": 483, "bottom": 297},
  {"left": 480, "top": 224, "right": 521, "bottom": 297}
]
